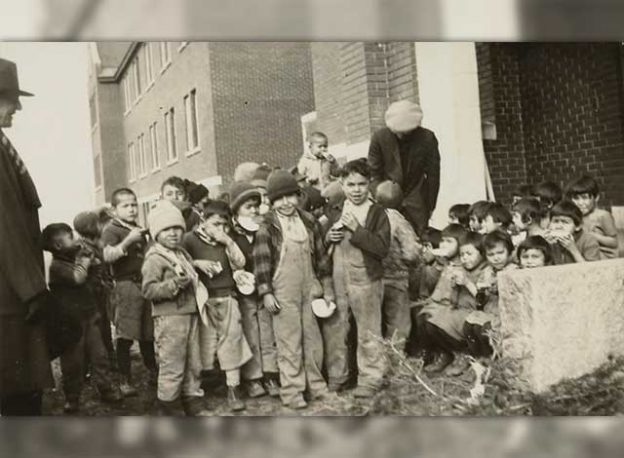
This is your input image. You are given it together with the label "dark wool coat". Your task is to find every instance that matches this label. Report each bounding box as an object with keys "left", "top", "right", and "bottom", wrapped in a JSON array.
[
  {"left": 0, "top": 129, "right": 53, "bottom": 395},
  {"left": 368, "top": 126, "right": 441, "bottom": 234}
]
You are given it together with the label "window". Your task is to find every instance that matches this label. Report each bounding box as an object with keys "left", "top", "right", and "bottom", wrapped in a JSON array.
[
  {"left": 159, "top": 42, "right": 171, "bottom": 69},
  {"left": 128, "top": 142, "right": 136, "bottom": 181},
  {"left": 184, "top": 89, "right": 199, "bottom": 154},
  {"left": 164, "top": 108, "right": 177, "bottom": 162},
  {"left": 122, "top": 75, "right": 130, "bottom": 112},
  {"left": 138, "top": 133, "right": 149, "bottom": 176},
  {"left": 145, "top": 43, "right": 155, "bottom": 85},
  {"left": 149, "top": 122, "right": 160, "bottom": 170},
  {"left": 132, "top": 59, "right": 141, "bottom": 97},
  {"left": 94, "top": 153, "right": 102, "bottom": 188}
]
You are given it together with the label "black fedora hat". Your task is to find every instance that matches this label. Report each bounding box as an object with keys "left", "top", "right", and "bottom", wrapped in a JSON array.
[{"left": 0, "top": 58, "right": 33, "bottom": 97}]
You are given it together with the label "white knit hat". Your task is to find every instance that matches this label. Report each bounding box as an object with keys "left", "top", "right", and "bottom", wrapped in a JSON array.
[
  {"left": 385, "top": 100, "right": 423, "bottom": 133},
  {"left": 148, "top": 201, "right": 185, "bottom": 239}
]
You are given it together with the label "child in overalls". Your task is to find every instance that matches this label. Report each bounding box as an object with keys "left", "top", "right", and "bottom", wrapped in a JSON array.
[
  {"left": 253, "top": 169, "right": 334, "bottom": 409},
  {"left": 324, "top": 159, "right": 391, "bottom": 398}
]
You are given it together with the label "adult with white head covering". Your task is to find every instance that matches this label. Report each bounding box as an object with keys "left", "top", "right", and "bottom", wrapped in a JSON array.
[
  {"left": 0, "top": 58, "right": 55, "bottom": 415},
  {"left": 368, "top": 100, "right": 441, "bottom": 235}
]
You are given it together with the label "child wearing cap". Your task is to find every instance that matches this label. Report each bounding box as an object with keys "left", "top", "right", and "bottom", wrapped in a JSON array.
[
  {"left": 253, "top": 169, "right": 334, "bottom": 409},
  {"left": 183, "top": 200, "right": 252, "bottom": 412},
  {"left": 297, "top": 131, "right": 339, "bottom": 191},
  {"left": 375, "top": 180, "right": 421, "bottom": 348},
  {"left": 324, "top": 159, "right": 391, "bottom": 398},
  {"left": 101, "top": 188, "right": 157, "bottom": 396},
  {"left": 229, "top": 181, "right": 280, "bottom": 399},
  {"left": 142, "top": 201, "right": 211, "bottom": 416}
]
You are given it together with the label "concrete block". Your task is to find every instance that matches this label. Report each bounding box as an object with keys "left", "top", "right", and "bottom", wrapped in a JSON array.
[{"left": 498, "top": 259, "right": 624, "bottom": 392}]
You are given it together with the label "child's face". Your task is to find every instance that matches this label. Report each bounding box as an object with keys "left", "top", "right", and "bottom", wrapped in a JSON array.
[
  {"left": 114, "top": 194, "right": 138, "bottom": 223},
  {"left": 156, "top": 226, "right": 184, "bottom": 250},
  {"left": 570, "top": 193, "right": 597, "bottom": 216},
  {"left": 162, "top": 184, "right": 186, "bottom": 202},
  {"left": 459, "top": 244, "right": 483, "bottom": 271},
  {"left": 469, "top": 215, "right": 481, "bottom": 232},
  {"left": 309, "top": 137, "right": 328, "bottom": 158},
  {"left": 482, "top": 214, "right": 502, "bottom": 234},
  {"left": 439, "top": 236, "right": 459, "bottom": 259},
  {"left": 519, "top": 248, "right": 546, "bottom": 269},
  {"left": 512, "top": 211, "right": 527, "bottom": 231},
  {"left": 272, "top": 194, "right": 299, "bottom": 217},
  {"left": 341, "top": 172, "right": 370, "bottom": 206},
  {"left": 195, "top": 195, "right": 211, "bottom": 210},
  {"left": 202, "top": 214, "right": 230, "bottom": 236},
  {"left": 237, "top": 198, "right": 260, "bottom": 219},
  {"left": 549, "top": 215, "right": 578, "bottom": 236},
  {"left": 449, "top": 213, "right": 459, "bottom": 225},
  {"left": 486, "top": 242, "right": 512, "bottom": 271}
]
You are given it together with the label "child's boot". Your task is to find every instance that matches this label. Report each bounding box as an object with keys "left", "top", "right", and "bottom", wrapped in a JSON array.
[
  {"left": 99, "top": 384, "right": 124, "bottom": 404},
  {"left": 245, "top": 379, "right": 267, "bottom": 398},
  {"left": 263, "top": 373, "right": 280, "bottom": 398},
  {"left": 227, "top": 386, "right": 246, "bottom": 412},
  {"left": 182, "top": 396, "right": 212, "bottom": 417},
  {"left": 158, "top": 398, "right": 186, "bottom": 416},
  {"left": 283, "top": 395, "right": 307, "bottom": 410},
  {"left": 119, "top": 377, "right": 138, "bottom": 397},
  {"left": 424, "top": 351, "right": 454, "bottom": 374}
]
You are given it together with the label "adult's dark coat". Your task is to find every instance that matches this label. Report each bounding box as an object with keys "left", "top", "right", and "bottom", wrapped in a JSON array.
[
  {"left": 0, "top": 130, "right": 53, "bottom": 396},
  {"left": 368, "top": 126, "right": 441, "bottom": 234}
]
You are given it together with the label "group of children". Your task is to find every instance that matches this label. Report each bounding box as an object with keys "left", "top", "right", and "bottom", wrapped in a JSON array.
[{"left": 42, "top": 130, "right": 620, "bottom": 415}]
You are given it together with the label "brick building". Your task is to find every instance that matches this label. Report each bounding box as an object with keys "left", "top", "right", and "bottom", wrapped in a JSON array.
[
  {"left": 307, "top": 42, "right": 624, "bottom": 227},
  {"left": 88, "top": 41, "right": 314, "bottom": 224}
]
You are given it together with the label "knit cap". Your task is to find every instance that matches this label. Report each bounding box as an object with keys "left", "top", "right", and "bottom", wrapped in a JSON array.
[
  {"left": 229, "top": 181, "right": 261, "bottom": 214},
  {"left": 266, "top": 169, "right": 300, "bottom": 203},
  {"left": 385, "top": 100, "right": 423, "bottom": 133},
  {"left": 148, "top": 201, "right": 186, "bottom": 239},
  {"left": 73, "top": 211, "right": 100, "bottom": 238},
  {"left": 250, "top": 164, "right": 272, "bottom": 189}
]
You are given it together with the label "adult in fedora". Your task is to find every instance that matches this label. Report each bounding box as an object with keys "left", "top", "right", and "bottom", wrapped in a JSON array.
[
  {"left": 368, "top": 100, "right": 441, "bottom": 235},
  {"left": 0, "top": 58, "right": 55, "bottom": 415}
]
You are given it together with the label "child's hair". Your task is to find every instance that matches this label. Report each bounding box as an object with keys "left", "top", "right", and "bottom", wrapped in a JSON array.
[
  {"left": 41, "top": 223, "right": 73, "bottom": 252},
  {"left": 533, "top": 181, "right": 562, "bottom": 208},
  {"left": 340, "top": 158, "right": 371, "bottom": 180},
  {"left": 375, "top": 180, "right": 403, "bottom": 210},
  {"left": 512, "top": 197, "right": 543, "bottom": 225},
  {"left": 441, "top": 223, "right": 469, "bottom": 243},
  {"left": 459, "top": 231, "right": 485, "bottom": 255},
  {"left": 468, "top": 200, "right": 492, "bottom": 222},
  {"left": 485, "top": 202, "right": 513, "bottom": 229},
  {"left": 203, "top": 199, "right": 231, "bottom": 220},
  {"left": 307, "top": 131, "right": 328, "bottom": 143},
  {"left": 565, "top": 175, "right": 599, "bottom": 199},
  {"left": 550, "top": 200, "right": 583, "bottom": 226},
  {"left": 161, "top": 176, "right": 187, "bottom": 194},
  {"left": 514, "top": 184, "right": 535, "bottom": 199},
  {"left": 421, "top": 227, "right": 442, "bottom": 249},
  {"left": 483, "top": 229, "right": 514, "bottom": 255},
  {"left": 449, "top": 203, "right": 470, "bottom": 227},
  {"left": 517, "top": 235, "right": 553, "bottom": 265},
  {"left": 110, "top": 187, "right": 136, "bottom": 207}
]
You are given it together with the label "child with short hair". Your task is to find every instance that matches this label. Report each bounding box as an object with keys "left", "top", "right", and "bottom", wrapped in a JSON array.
[
  {"left": 468, "top": 200, "right": 492, "bottom": 233},
  {"left": 142, "top": 201, "right": 210, "bottom": 416},
  {"left": 418, "top": 228, "right": 487, "bottom": 374},
  {"left": 229, "top": 181, "right": 280, "bottom": 399},
  {"left": 102, "top": 188, "right": 157, "bottom": 396},
  {"left": 533, "top": 181, "right": 562, "bottom": 229},
  {"left": 449, "top": 203, "right": 470, "bottom": 229},
  {"left": 324, "top": 159, "right": 391, "bottom": 398},
  {"left": 161, "top": 176, "right": 200, "bottom": 232},
  {"left": 481, "top": 202, "right": 513, "bottom": 234},
  {"left": 183, "top": 200, "right": 253, "bottom": 412},
  {"left": 512, "top": 184, "right": 535, "bottom": 205},
  {"left": 42, "top": 223, "right": 122, "bottom": 413},
  {"left": 254, "top": 169, "right": 333, "bottom": 409},
  {"left": 566, "top": 175, "right": 618, "bottom": 259},
  {"left": 517, "top": 235, "right": 553, "bottom": 268},
  {"left": 375, "top": 180, "right": 421, "bottom": 347},
  {"left": 546, "top": 200, "right": 601, "bottom": 264},
  {"left": 511, "top": 197, "right": 545, "bottom": 242},
  {"left": 297, "top": 131, "right": 339, "bottom": 191}
]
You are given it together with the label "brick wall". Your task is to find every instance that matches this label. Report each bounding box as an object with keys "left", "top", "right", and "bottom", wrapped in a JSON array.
[
  {"left": 519, "top": 43, "right": 624, "bottom": 208},
  {"left": 209, "top": 42, "right": 315, "bottom": 186}
]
